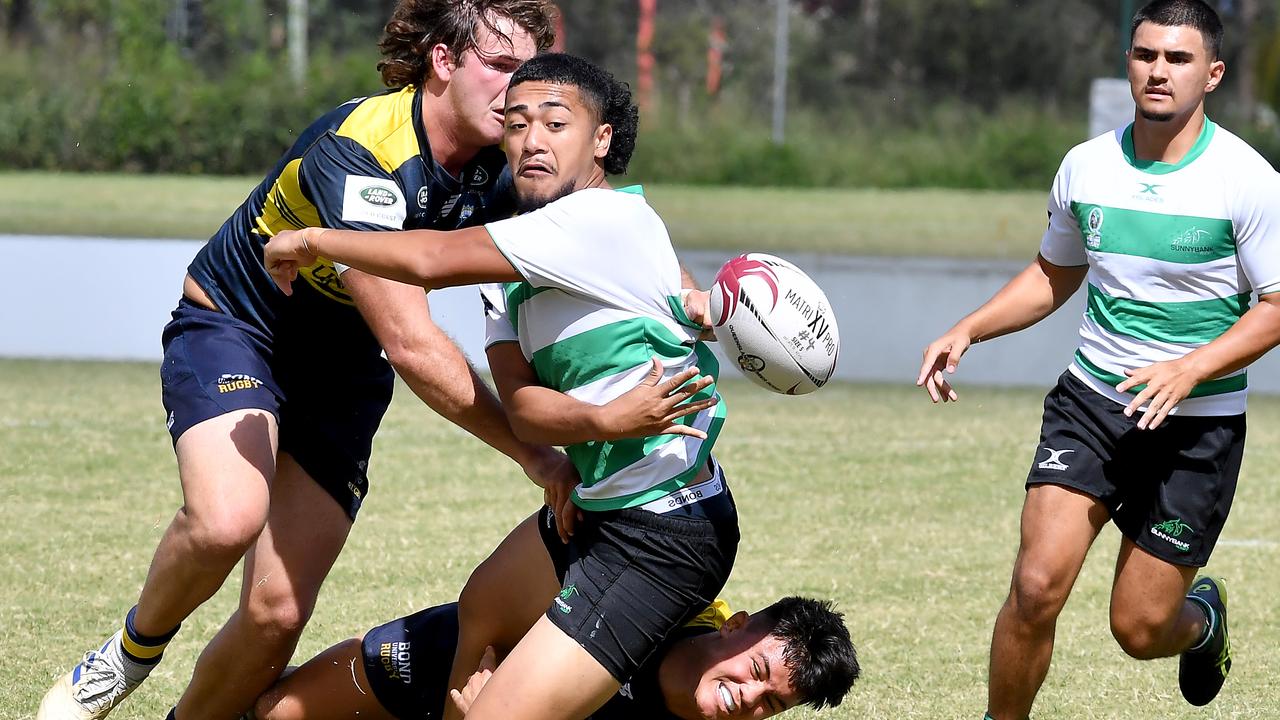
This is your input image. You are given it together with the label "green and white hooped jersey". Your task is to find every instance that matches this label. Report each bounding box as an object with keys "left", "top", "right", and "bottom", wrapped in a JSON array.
[
  {"left": 483, "top": 186, "right": 725, "bottom": 511},
  {"left": 1040, "top": 119, "right": 1280, "bottom": 416}
]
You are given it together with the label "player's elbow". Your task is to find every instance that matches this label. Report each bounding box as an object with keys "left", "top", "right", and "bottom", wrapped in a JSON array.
[{"left": 507, "top": 413, "right": 551, "bottom": 445}]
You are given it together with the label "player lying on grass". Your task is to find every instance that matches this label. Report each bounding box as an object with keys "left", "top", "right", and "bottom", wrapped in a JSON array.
[
  {"left": 264, "top": 53, "right": 758, "bottom": 720},
  {"left": 251, "top": 514, "right": 858, "bottom": 720}
]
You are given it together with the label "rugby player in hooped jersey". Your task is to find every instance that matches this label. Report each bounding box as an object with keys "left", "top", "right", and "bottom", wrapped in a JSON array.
[
  {"left": 38, "top": 4, "right": 633, "bottom": 720},
  {"left": 916, "top": 1, "right": 1280, "bottom": 718},
  {"left": 265, "top": 54, "right": 754, "bottom": 720}
]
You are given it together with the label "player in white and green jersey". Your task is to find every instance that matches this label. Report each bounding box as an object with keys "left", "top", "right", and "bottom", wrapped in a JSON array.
[
  {"left": 263, "top": 54, "right": 742, "bottom": 720},
  {"left": 479, "top": 184, "right": 724, "bottom": 512},
  {"left": 917, "top": 2, "right": 1280, "bottom": 718}
]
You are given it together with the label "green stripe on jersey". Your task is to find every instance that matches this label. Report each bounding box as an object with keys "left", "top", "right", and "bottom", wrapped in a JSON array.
[
  {"left": 569, "top": 342, "right": 724, "bottom": 510},
  {"left": 503, "top": 282, "right": 554, "bottom": 333},
  {"left": 530, "top": 316, "right": 695, "bottom": 393},
  {"left": 1085, "top": 284, "right": 1248, "bottom": 345},
  {"left": 1070, "top": 203, "right": 1235, "bottom": 264},
  {"left": 1075, "top": 350, "right": 1247, "bottom": 398},
  {"left": 666, "top": 295, "right": 703, "bottom": 329}
]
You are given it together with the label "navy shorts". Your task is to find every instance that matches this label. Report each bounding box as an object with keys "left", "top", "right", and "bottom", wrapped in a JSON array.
[
  {"left": 1026, "top": 372, "right": 1245, "bottom": 567},
  {"left": 160, "top": 298, "right": 393, "bottom": 519},
  {"left": 361, "top": 603, "right": 459, "bottom": 720},
  {"left": 539, "top": 462, "right": 740, "bottom": 683}
]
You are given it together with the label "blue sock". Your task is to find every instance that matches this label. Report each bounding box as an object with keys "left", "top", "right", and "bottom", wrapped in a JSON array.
[{"left": 122, "top": 606, "right": 180, "bottom": 665}]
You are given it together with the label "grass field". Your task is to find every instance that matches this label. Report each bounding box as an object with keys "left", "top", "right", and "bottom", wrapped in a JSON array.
[
  {"left": 4, "top": 359, "right": 1280, "bottom": 719},
  {"left": 0, "top": 172, "right": 1047, "bottom": 259}
]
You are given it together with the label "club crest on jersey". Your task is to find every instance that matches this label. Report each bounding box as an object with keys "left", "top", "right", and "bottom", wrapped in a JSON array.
[
  {"left": 417, "top": 187, "right": 430, "bottom": 208},
  {"left": 1085, "top": 207, "right": 1103, "bottom": 249}
]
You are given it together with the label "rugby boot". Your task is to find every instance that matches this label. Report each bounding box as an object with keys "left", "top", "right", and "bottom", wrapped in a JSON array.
[
  {"left": 1178, "top": 576, "right": 1231, "bottom": 706},
  {"left": 37, "top": 631, "right": 154, "bottom": 720}
]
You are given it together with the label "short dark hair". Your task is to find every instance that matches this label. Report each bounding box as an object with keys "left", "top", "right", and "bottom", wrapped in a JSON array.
[
  {"left": 758, "top": 596, "right": 860, "bottom": 710},
  {"left": 1130, "top": 0, "right": 1223, "bottom": 60},
  {"left": 378, "top": 0, "right": 557, "bottom": 88},
  {"left": 508, "top": 53, "right": 640, "bottom": 176}
]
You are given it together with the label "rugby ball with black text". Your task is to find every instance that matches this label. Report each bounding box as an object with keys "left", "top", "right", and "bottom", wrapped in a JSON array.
[{"left": 708, "top": 253, "right": 839, "bottom": 395}]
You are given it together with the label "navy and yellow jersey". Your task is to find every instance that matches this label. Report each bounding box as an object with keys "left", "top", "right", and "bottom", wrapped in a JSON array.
[
  {"left": 360, "top": 599, "right": 732, "bottom": 720},
  {"left": 187, "top": 85, "right": 513, "bottom": 350}
]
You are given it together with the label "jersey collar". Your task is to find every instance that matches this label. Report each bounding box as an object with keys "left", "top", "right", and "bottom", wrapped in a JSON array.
[{"left": 1121, "top": 117, "right": 1216, "bottom": 175}]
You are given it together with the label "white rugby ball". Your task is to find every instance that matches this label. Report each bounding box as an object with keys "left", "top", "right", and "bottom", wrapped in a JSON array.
[{"left": 708, "top": 253, "right": 839, "bottom": 395}]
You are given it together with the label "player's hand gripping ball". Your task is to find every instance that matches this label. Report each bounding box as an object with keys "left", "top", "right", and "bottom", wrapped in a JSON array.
[{"left": 708, "top": 253, "right": 839, "bottom": 395}]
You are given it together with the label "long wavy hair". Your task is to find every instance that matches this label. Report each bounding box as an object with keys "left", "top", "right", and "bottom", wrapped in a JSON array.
[{"left": 378, "top": 0, "right": 558, "bottom": 88}]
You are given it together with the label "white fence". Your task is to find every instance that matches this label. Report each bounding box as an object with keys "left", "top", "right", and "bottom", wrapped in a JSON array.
[{"left": 5, "top": 235, "right": 1280, "bottom": 394}]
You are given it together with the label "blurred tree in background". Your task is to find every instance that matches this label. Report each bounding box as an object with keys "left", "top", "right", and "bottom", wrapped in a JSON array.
[{"left": 0, "top": 0, "right": 1276, "bottom": 185}]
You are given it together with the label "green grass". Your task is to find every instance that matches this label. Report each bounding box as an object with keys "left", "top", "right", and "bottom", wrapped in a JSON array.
[
  {"left": 0, "top": 172, "right": 1048, "bottom": 259},
  {"left": 5, "top": 359, "right": 1280, "bottom": 718}
]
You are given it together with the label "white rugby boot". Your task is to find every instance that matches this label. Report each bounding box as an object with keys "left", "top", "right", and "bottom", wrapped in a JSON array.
[{"left": 37, "top": 631, "right": 155, "bottom": 720}]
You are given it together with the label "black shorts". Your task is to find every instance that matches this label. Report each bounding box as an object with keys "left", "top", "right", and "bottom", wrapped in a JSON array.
[
  {"left": 160, "top": 298, "right": 393, "bottom": 519},
  {"left": 361, "top": 603, "right": 459, "bottom": 720},
  {"left": 537, "top": 462, "right": 740, "bottom": 683},
  {"left": 1026, "top": 372, "right": 1245, "bottom": 567}
]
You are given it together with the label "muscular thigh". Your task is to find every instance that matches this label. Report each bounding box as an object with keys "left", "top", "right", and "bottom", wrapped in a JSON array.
[{"left": 458, "top": 510, "right": 562, "bottom": 650}]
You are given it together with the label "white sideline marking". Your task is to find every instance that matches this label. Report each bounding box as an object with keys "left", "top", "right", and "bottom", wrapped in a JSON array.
[{"left": 1216, "top": 539, "right": 1279, "bottom": 549}]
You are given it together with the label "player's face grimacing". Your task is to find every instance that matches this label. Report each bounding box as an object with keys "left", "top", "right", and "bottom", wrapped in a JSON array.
[
  {"left": 691, "top": 614, "right": 800, "bottom": 720},
  {"left": 1127, "top": 21, "right": 1223, "bottom": 123},
  {"left": 503, "top": 80, "right": 612, "bottom": 213},
  {"left": 448, "top": 14, "right": 538, "bottom": 148}
]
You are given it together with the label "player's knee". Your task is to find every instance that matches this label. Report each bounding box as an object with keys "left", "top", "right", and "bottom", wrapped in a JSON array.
[
  {"left": 1008, "top": 565, "right": 1070, "bottom": 625},
  {"left": 252, "top": 685, "right": 297, "bottom": 720},
  {"left": 457, "top": 562, "right": 504, "bottom": 629},
  {"left": 182, "top": 504, "right": 267, "bottom": 563},
  {"left": 244, "top": 588, "right": 316, "bottom": 642},
  {"left": 1109, "top": 610, "right": 1169, "bottom": 659}
]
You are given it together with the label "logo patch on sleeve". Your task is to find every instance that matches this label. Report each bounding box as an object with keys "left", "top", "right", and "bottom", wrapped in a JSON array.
[{"left": 342, "top": 175, "right": 407, "bottom": 228}]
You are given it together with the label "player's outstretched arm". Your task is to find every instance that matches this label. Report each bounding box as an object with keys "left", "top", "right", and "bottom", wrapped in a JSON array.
[
  {"left": 343, "top": 271, "right": 571, "bottom": 492},
  {"left": 917, "top": 254, "right": 1087, "bottom": 402},
  {"left": 264, "top": 225, "right": 521, "bottom": 294}
]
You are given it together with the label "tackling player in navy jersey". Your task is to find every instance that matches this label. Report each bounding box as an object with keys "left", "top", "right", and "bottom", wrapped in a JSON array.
[{"left": 37, "top": 3, "right": 573, "bottom": 720}]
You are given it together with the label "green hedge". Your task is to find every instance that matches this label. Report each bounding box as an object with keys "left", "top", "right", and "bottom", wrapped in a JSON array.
[{"left": 2, "top": 47, "right": 1275, "bottom": 189}]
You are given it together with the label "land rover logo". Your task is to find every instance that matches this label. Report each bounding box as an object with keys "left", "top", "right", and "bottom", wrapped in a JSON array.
[{"left": 360, "top": 186, "right": 397, "bottom": 206}]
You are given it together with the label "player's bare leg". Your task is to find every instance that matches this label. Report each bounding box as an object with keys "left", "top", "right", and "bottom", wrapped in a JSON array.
[
  {"left": 136, "top": 411, "right": 278, "bottom": 633},
  {"left": 1109, "top": 539, "right": 1201, "bottom": 657},
  {"left": 38, "top": 410, "right": 276, "bottom": 720},
  {"left": 444, "top": 512, "right": 561, "bottom": 720},
  {"left": 174, "top": 452, "right": 352, "bottom": 720},
  {"left": 986, "top": 484, "right": 1109, "bottom": 720},
  {"left": 254, "top": 637, "right": 393, "bottom": 720},
  {"left": 461, "top": 615, "right": 620, "bottom": 720}
]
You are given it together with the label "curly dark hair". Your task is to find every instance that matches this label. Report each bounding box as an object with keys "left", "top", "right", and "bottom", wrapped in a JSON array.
[
  {"left": 507, "top": 53, "right": 640, "bottom": 175},
  {"left": 758, "top": 596, "right": 860, "bottom": 710},
  {"left": 378, "top": 0, "right": 557, "bottom": 88}
]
